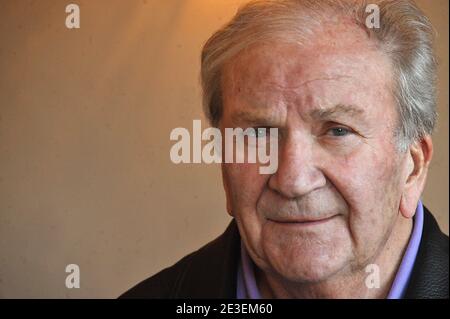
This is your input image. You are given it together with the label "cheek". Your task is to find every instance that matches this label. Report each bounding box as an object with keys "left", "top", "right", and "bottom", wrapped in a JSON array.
[
  {"left": 222, "top": 162, "right": 269, "bottom": 213},
  {"left": 328, "top": 144, "right": 403, "bottom": 261}
]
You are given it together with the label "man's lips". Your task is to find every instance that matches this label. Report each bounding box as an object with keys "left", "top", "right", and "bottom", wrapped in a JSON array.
[{"left": 267, "top": 214, "right": 338, "bottom": 225}]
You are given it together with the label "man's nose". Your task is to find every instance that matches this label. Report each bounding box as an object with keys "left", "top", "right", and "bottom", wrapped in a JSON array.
[{"left": 268, "top": 132, "right": 326, "bottom": 199}]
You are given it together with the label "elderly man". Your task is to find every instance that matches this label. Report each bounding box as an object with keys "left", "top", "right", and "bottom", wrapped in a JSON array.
[{"left": 121, "top": 0, "right": 448, "bottom": 298}]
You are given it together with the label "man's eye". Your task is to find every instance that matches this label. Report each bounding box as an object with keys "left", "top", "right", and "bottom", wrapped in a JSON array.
[
  {"left": 328, "top": 127, "right": 351, "bottom": 137},
  {"left": 249, "top": 127, "right": 268, "bottom": 138}
]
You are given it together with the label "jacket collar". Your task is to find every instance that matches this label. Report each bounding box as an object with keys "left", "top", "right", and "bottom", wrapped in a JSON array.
[{"left": 404, "top": 206, "right": 449, "bottom": 298}]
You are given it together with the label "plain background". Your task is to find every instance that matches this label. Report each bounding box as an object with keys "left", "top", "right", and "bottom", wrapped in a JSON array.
[{"left": 0, "top": 0, "right": 448, "bottom": 298}]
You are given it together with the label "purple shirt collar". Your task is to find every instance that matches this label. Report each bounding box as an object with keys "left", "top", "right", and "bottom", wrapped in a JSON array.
[{"left": 237, "top": 201, "right": 424, "bottom": 299}]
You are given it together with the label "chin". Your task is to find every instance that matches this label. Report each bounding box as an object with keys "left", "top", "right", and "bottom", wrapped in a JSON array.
[
  {"left": 271, "top": 254, "right": 348, "bottom": 284},
  {"left": 260, "top": 226, "right": 352, "bottom": 283}
]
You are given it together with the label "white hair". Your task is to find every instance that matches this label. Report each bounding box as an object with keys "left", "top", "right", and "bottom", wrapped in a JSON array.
[{"left": 200, "top": 0, "right": 437, "bottom": 151}]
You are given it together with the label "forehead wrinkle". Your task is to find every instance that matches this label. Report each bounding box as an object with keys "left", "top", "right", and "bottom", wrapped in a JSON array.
[
  {"left": 309, "top": 103, "right": 365, "bottom": 121},
  {"left": 229, "top": 74, "right": 359, "bottom": 112},
  {"left": 231, "top": 108, "right": 283, "bottom": 126},
  {"left": 262, "top": 75, "right": 356, "bottom": 92}
]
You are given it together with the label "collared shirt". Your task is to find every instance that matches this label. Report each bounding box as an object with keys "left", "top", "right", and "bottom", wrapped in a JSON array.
[{"left": 236, "top": 201, "right": 424, "bottom": 299}]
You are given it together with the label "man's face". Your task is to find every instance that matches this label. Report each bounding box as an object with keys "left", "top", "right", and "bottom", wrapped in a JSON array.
[{"left": 219, "top": 26, "right": 411, "bottom": 283}]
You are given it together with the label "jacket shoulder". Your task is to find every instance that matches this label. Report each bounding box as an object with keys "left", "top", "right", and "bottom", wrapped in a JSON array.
[
  {"left": 119, "top": 220, "right": 240, "bottom": 299},
  {"left": 119, "top": 251, "right": 193, "bottom": 299},
  {"left": 405, "top": 206, "right": 449, "bottom": 298}
]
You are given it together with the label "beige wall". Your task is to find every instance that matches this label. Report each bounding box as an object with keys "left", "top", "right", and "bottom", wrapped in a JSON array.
[{"left": 0, "top": 0, "right": 447, "bottom": 298}]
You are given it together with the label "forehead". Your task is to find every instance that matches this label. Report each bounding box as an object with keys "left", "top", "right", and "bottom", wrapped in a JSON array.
[{"left": 220, "top": 26, "right": 394, "bottom": 119}]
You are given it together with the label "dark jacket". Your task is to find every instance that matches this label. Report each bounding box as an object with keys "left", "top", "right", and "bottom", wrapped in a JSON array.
[{"left": 120, "top": 207, "right": 448, "bottom": 299}]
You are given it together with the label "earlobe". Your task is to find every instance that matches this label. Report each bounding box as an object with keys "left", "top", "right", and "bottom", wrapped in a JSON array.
[
  {"left": 226, "top": 205, "right": 234, "bottom": 217},
  {"left": 399, "top": 136, "right": 433, "bottom": 219},
  {"left": 399, "top": 193, "right": 417, "bottom": 219}
]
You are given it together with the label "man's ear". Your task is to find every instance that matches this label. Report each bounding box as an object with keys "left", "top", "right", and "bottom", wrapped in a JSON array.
[{"left": 399, "top": 136, "right": 433, "bottom": 218}]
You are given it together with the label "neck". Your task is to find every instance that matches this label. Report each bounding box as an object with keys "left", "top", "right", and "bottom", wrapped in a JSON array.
[{"left": 256, "top": 215, "right": 413, "bottom": 299}]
